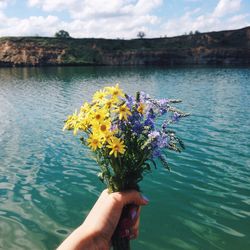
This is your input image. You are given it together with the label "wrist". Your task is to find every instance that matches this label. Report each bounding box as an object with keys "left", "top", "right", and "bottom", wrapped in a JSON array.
[
  {"left": 77, "top": 224, "right": 109, "bottom": 250},
  {"left": 57, "top": 225, "right": 104, "bottom": 250}
]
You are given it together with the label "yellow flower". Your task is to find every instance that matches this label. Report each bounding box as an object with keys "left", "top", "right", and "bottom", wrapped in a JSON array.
[
  {"left": 87, "top": 133, "right": 103, "bottom": 151},
  {"left": 104, "top": 98, "right": 116, "bottom": 110},
  {"left": 92, "top": 89, "right": 108, "bottom": 103},
  {"left": 91, "top": 108, "right": 108, "bottom": 124},
  {"left": 63, "top": 110, "right": 79, "bottom": 134},
  {"left": 137, "top": 102, "right": 146, "bottom": 114},
  {"left": 114, "top": 104, "right": 132, "bottom": 121},
  {"left": 105, "top": 84, "right": 125, "bottom": 99},
  {"left": 77, "top": 117, "right": 90, "bottom": 131},
  {"left": 107, "top": 137, "right": 125, "bottom": 157},
  {"left": 93, "top": 119, "right": 111, "bottom": 137},
  {"left": 80, "top": 102, "right": 90, "bottom": 113},
  {"left": 104, "top": 130, "right": 115, "bottom": 141}
]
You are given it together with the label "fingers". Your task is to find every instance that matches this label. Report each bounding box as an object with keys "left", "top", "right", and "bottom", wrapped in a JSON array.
[
  {"left": 101, "top": 189, "right": 149, "bottom": 207},
  {"left": 120, "top": 205, "right": 141, "bottom": 239},
  {"left": 129, "top": 206, "right": 140, "bottom": 240},
  {"left": 111, "top": 190, "right": 149, "bottom": 207},
  {"left": 98, "top": 189, "right": 148, "bottom": 241},
  {"left": 124, "top": 190, "right": 149, "bottom": 206}
]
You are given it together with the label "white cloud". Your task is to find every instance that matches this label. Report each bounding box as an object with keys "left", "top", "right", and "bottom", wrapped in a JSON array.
[
  {"left": 28, "top": 0, "right": 163, "bottom": 18},
  {"left": 28, "top": 0, "right": 76, "bottom": 12},
  {"left": 63, "top": 13, "right": 159, "bottom": 38},
  {"left": 227, "top": 14, "right": 250, "bottom": 28},
  {"left": 160, "top": 0, "right": 249, "bottom": 37},
  {"left": 0, "top": 12, "right": 158, "bottom": 38},
  {"left": 213, "top": 0, "right": 241, "bottom": 17},
  {"left": 0, "top": 15, "right": 61, "bottom": 36},
  {"left": 25, "top": 0, "right": 162, "bottom": 38},
  {"left": 0, "top": 0, "right": 249, "bottom": 38}
]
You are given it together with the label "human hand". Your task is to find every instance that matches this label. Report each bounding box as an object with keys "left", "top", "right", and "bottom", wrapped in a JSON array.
[{"left": 57, "top": 189, "right": 149, "bottom": 250}]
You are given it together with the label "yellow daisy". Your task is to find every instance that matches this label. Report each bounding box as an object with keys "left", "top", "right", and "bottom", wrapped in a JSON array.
[
  {"left": 137, "top": 102, "right": 146, "bottom": 114},
  {"left": 87, "top": 133, "right": 103, "bottom": 151},
  {"left": 104, "top": 130, "right": 115, "bottom": 142},
  {"left": 104, "top": 98, "right": 116, "bottom": 110},
  {"left": 91, "top": 108, "right": 108, "bottom": 124},
  {"left": 105, "top": 84, "right": 125, "bottom": 99},
  {"left": 93, "top": 119, "right": 111, "bottom": 136},
  {"left": 92, "top": 89, "right": 108, "bottom": 103},
  {"left": 80, "top": 102, "right": 90, "bottom": 113},
  {"left": 107, "top": 137, "right": 125, "bottom": 157},
  {"left": 114, "top": 104, "right": 132, "bottom": 121},
  {"left": 63, "top": 110, "right": 79, "bottom": 131},
  {"left": 77, "top": 117, "right": 90, "bottom": 131}
]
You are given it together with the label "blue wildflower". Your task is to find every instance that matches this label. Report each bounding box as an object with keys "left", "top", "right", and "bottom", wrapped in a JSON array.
[
  {"left": 132, "top": 121, "right": 143, "bottom": 134},
  {"left": 125, "top": 94, "right": 134, "bottom": 109},
  {"left": 172, "top": 112, "right": 180, "bottom": 122}
]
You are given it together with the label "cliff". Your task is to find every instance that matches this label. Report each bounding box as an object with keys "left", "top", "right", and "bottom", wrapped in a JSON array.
[{"left": 0, "top": 26, "right": 250, "bottom": 67}]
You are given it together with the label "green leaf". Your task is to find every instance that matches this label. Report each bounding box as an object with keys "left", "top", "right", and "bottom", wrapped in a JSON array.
[
  {"left": 143, "top": 163, "right": 151, "bottom": 171},
  {"left": 159, "top": 155, "right": 171, "bottom": 171},
  {"left": 177, "top": 138, "right": 185, "bottom": 149},
  {"left": 148, "top": 159, "right": 157, "bottom": 169},
  {"left": 136, "top": 91, "right": 140, "bottom": 102}
]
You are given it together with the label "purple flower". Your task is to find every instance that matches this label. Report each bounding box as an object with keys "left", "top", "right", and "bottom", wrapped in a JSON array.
[
  {"left": 158, "top": 99, "right": 169, "bottom": 106},
  {"left": 152, "top": 149, "right": 161, "bottom": 158},
  {"left": 148, "top": 131, "right": 160, "bottom": 139},
  {"left": 111, "top": 124, "right": 118, "bottom": 132},
  {"left": 140, "top": 92, "right": 149, "bottom": 101},
  {"left": 160, "top": 108, "right": 167, "bottom": 115},
  {"left": 146, "top": 108, "right": 156, "bottom": 119},
  {"left": 157, "top": 133, "right": 168, "bottom": 148},
  {"left": 132, "top": 121, "right": 143, "bottom": 134},
  {"left": 162, "top": 121, "right": 167, "bottom": 130},
  {"left": 125, "top": 94, "right": 134, "bottom": 109},
  {"left": 144, "top": 117, "right": 154, "bottom": 129},
  {"left": 172, "top": 112, "right": 180, "bottom": 122}
]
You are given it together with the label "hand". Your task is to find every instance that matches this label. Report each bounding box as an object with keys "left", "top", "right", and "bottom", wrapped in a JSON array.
[{"left": 57, "top": 189, "right": 149, "bottom": 250}]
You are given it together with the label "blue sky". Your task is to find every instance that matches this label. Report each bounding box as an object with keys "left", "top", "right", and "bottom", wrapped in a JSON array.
[{"left": 0, "top": 0, "right": 249, "bottom": 38}]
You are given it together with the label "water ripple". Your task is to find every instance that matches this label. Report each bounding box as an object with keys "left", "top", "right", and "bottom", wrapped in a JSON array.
[{"left": 1, "top": 66, "right": 250, "bottom": 250}]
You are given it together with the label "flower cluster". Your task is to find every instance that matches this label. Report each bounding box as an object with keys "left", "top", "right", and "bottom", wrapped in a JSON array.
[{"left": 64, "top": 84, "right": 188, "bottom": 192}]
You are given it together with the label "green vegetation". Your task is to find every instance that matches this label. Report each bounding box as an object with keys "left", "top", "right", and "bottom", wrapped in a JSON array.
[
  {"left": 0, "top": 26, "right": 249, "bottom": 66},
  {"left": 55, "top": 30, "right": 71, "bottom": 38}
]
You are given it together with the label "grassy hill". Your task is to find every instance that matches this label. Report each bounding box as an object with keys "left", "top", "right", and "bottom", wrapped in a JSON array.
[{"left": 0, "top": 26, "right": 249, "bottom": 66}]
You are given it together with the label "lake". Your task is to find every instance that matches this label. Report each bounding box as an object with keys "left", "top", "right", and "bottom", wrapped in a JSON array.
[{"left": 0, "top": 66, "right": 249, "bottom": 250}]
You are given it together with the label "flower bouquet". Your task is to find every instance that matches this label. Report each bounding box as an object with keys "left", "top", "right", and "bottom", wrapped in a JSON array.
[{"left": 63, "top": 84, "right": 189, "bottom": 249}]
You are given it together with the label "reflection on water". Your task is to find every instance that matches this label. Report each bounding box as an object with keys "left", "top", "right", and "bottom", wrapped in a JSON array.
[{"left": 0, "top": 66, "right": 250, "bottom": 250}]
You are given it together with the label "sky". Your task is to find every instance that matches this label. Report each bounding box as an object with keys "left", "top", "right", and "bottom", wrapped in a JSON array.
[{"left": 0, "top": 0, "right": 249, "bottom": 38}]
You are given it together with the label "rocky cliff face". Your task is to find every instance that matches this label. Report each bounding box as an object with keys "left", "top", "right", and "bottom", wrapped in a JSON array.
[
  {"left": 101, "top": 47, "right": 249, "bottom": 66},
  {"left": 0, "top": 40, "right": 66, "bottom": 66},
  {"left": 0, "top": 26, "right": 249, "bottom": 67}
]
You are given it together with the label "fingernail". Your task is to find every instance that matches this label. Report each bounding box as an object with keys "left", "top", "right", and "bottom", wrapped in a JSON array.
[
  {"left": 141, "top": 194, "right": 149, "bottom": 203},
  {"left": 131, "top": 209, "right": 137, "bottom": 220}
]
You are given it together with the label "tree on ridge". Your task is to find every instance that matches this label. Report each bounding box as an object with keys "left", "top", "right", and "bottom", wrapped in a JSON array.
[
  {"left": 137, "top": 31, "right": 146, "bottom": 39},
  {"left": 55, "top": 30, "right": 71, "bottom": 38}
]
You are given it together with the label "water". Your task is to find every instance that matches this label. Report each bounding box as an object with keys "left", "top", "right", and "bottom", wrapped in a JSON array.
[{"left": 0, "top": 66, "right": 249, "bottom": 250}]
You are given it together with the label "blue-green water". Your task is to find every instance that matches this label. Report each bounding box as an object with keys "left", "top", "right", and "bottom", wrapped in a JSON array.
[{"left": 0, "top": 66, "right": 249, "bottom": 250}]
